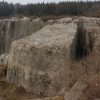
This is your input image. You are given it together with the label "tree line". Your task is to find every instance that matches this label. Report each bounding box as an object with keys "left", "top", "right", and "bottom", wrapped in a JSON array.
[{"left": 0, "top": 1, "right": 100, "bottom": 17}]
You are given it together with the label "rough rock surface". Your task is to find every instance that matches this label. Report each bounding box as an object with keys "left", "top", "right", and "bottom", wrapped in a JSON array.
[
  {"left": 0, "top": 54, "right": 8, "bottom": 65},
  {"left": 70, "top": 17, "right": 100, "bottom": 59},
  {"left": 6, "top": 17, "right": 100, "bottom": 97},
  {"left": 0, "top": 18, "right": 44, "bottom": 54},
  {"left": 6, "top": 20, "right": 77, "bottom": 96},
  {"left": 64, "top": 82, "right": 87, "bottom": 100},
  {"left": 70, "top": 17, "right": 100, "bottom": 100},
  {"left": 0, "top": 54, "right": 8, "bottom": 77}
]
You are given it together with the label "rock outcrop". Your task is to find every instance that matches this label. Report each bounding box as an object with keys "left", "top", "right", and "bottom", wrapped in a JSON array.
[
  {"left": 6, "top": 20, "right": 77, "bottom": 96},
  {"left": 0, "top": 54, "right": 8, "bottom": 78},
  {"left": 70, "top": 17, "right": 100, "bottom": 60},
  {"left": 0, "top": 18, "right": 44, "bottom": 54},
  {"left": 6, "top": 17, "right": 100, "bottom": 97},
  {"left": 0, "top": 54, "right": 8, "bottom": 65}
]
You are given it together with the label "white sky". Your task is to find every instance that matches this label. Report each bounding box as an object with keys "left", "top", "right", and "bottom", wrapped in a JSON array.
[{"left": 0, "top": 0, "right": 99, "bottom": 4}]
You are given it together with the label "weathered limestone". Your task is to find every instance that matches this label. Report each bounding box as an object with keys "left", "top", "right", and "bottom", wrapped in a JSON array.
[
  {"left": 6, "top": 21, "right": 77, "bottom": 96},
  {"left": 81, "top": 17, "right": 100, "bottom": 54},
  {"left": 70, "top": 17, "right": 100, "bottom": 59},
  {"left": 0, "top": 54, "right": 8, "bottom": 65},
  {"left": 0, "top": 54, "right": 8, "bottom": 78},
  {"left": 5, "top": 17, "right": 100, "bottom": 98},
  {"left": 0, "top": 18, "right": 44, "bottom": 54}
]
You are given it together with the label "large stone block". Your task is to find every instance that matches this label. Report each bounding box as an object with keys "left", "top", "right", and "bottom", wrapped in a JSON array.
[{"left": 6, "top": 22, "right": 77, "bottom": 96}]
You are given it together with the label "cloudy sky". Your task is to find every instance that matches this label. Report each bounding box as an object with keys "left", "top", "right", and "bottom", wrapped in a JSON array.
[{"left": 0, "top": 0, "right": 98, "bottom": 4}]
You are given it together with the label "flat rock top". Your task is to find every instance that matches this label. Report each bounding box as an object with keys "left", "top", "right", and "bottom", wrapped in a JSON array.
[
  {"left": 0, "top": 17, "right": 41, "bottom": 22},
  {"left": 9, "top": 17, "right": 100, "bottom": 51},
  {"left": 14, "top": 23, "right": 77, "bottom": 48}
]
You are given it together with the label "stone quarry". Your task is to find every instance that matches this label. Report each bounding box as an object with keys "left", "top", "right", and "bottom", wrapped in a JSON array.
[
  {"left": 0, "top": 17, "right": 45, "bottom": 54},
  {"left": 0, "top": 17, "right": 100, "bottom": 100}
]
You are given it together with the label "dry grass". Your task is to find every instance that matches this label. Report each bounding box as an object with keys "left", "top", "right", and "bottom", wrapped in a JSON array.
[
  {"left": 0, "top": 79, "right": 38, "bottom": 100},
  {"left": 69, "top": 51, "right": 100, "bottom": 100},
  {"left": 0, "top": 79, "right": 21, "bottom": 100},
  {"left": 78, "top": 74, "right": 100, "bottom": 100},
  {"left": 0, "top": 64, "right": 7, "bottom": 78},
  {"left": 47, "top": 96, "right": 64, "bottom": 100}
]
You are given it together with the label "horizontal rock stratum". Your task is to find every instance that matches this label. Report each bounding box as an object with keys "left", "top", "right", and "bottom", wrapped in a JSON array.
[{"left": 6, "top": 17, "right": 100, "bottom": 97}]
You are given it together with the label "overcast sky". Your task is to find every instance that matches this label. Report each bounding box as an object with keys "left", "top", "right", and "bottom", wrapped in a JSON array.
[{"left": 0, "top": 0, "right": 98, "bottom": 4}]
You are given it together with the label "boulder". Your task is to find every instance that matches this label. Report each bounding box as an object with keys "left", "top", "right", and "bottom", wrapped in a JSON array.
[{"left": 6, "top": 22, "right": 77, "bottom": 96}]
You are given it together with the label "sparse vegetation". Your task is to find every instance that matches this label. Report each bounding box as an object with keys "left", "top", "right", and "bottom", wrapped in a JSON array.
[
  {"left": 0, "top": 64, "right": 7, "bottom": 78},
  {"left": 0, "top": 79, "right": 37, "bottom": 100}
]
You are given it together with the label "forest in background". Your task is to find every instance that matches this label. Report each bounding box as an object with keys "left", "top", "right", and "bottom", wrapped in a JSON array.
[{"left": 0, "top": 1, "right": 100, "bottom": 17}]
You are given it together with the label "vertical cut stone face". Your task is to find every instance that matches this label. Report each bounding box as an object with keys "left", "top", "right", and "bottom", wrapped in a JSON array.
[
  {"left": 81, "top": 18, "right": 100, "bottom": 54},
  {"left": 70, "top": 18, "right": 100, "bottom": 60},
  {"left": 6, "top": 22, "right": 77, "bottom": 96},
  {"left": 0, "top": 18, "right": 44, "bottom": 54}
]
